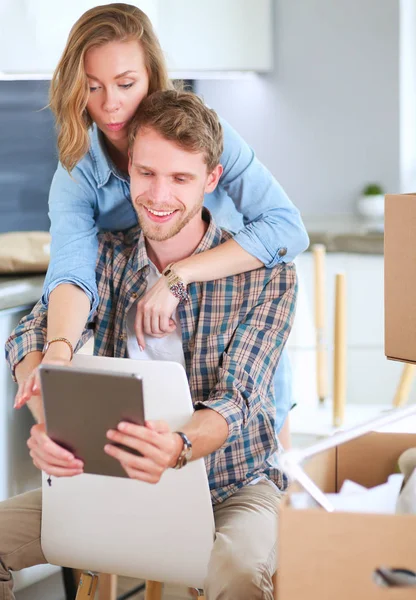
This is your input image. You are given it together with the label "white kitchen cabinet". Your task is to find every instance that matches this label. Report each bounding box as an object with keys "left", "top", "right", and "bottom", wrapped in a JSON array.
[
  {"left": 0, "top": 0, "right": 273, "bottom": 76},
  {"left": 0, "top": 0, "right": 157, "bottom": 75},
  {"left": 158, "top": 0, "right": 273, "bottom": 74}
]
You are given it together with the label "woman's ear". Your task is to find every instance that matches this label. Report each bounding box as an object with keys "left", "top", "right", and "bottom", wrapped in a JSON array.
[
  {"left": 128, "top": 150, "right": 132, "bottom": 176},
  {"left": 204, "top": 164, "right": 223, "bottom": 194}
]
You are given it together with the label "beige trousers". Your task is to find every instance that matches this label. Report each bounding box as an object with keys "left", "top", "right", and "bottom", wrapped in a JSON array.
[{"left": 0, "top": 479, "right": 281, "bottom": 600}]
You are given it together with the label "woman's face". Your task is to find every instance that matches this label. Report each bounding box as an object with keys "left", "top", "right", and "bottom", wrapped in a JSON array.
[{"left": 84, "top": 40, "right": 150, "bottom": 146}]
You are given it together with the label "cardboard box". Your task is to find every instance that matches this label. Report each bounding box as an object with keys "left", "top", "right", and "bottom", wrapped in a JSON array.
[
  {"left": 385, "top": 194, "right": 416, "bottom": 363},
  {"left": 277, "top": 431, "right": 416, "bottom": 599}
]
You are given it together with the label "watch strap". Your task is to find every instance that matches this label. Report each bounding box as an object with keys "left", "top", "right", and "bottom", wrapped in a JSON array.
[{"left": 173, "top": 431, "right": 192, "bottom": 469}]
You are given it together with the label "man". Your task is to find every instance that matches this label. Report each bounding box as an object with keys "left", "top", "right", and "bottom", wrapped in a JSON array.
[{"left": 3, "top": 90, "right": 297, "bottom": 600}]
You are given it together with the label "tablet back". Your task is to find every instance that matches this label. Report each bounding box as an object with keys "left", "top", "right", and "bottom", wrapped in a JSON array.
[{"left": 40, "top": 365, "right": 145, "bottom": 478}]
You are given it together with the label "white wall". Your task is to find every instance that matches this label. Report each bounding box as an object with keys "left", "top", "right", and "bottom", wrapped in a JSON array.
[{"left": 196, "top": 0, "right": 400, "bottom": 217}]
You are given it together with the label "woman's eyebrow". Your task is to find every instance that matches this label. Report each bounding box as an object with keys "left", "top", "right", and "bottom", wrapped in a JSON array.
[
  {"left": 86, "top": 70, "right": 137, "bottom": 82},
  {"left": 115, "top": 70, "right": 137, "bottom": 79}
]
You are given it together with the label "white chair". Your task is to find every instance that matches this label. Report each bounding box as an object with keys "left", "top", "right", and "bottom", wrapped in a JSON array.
[{"left": 40, "top": 355, "right": 215, "bottom": 599}]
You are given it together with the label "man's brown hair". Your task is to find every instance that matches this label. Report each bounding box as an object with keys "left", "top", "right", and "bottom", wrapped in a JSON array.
[{"left": 129, "top": 90, "right": 224, "bottom": 171}]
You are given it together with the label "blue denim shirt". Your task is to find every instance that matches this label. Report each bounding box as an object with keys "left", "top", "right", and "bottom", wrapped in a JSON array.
[{"left": 43, "top": 117, "right": 309, "bottom": 430}]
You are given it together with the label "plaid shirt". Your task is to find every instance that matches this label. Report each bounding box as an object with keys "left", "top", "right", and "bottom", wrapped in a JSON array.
[{"left": 5, "top": 210, "right": 297, "bottom": 504}]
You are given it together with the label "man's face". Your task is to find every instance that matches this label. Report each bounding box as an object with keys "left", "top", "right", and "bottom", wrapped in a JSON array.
[{"left": 129, "top": 127, "right": 221, "bottom": 242}]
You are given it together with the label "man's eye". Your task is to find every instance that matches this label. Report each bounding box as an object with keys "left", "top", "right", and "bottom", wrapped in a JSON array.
[
  {"left": 141, "top": 172, "right": 152, "bottom": 176},
  {"left": 175, "top": 177, "right": 186, "bottom": 183}
]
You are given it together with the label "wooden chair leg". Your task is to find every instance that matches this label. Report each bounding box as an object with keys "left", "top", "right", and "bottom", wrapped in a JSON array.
[
  {"left": 75, "top": 572, "right": 99, "bottom": 600},
  {"left": 188, "top": 588, "right": 205, "bottom": 598},
  {"left": 145, "top": 580, "right": 163, "bottom": 600},
  {"left": 393, "top": 363, "right": 416, "bottom": 407},
  {"left": 98, "top": 574, "right": 117, "bottom": 600}
]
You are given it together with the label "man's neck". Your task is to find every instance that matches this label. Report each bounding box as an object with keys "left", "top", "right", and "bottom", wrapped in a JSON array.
[{"left": 145, "top": 214, "right": 208, "bottom": 273}]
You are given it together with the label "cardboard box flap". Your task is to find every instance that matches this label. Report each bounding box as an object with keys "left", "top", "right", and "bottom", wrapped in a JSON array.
[{"left": 385, "top": 194, "right": 416, "bottom": 362}]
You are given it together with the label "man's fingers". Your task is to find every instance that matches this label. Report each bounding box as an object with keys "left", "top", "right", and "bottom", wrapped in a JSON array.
[
  {"left": 33, "top": 457, "right": 83, "bottom": 478},
  {"left": 134, "top": 307, "right": 145, "bottom": 350},
  {"left": 151, "top": 314, "right": 161, "bottom": 335},
  {"left": 146, "top": 420, "right": 171, "bottom": 433},
  {"left": 121, "top": 463, "right": 161, "bottom": 484},
  {"left": 106, "top": 430, "right": 170, "bottom": 467},
  {"left": 29, "top": 424, "right": 80, "bottom": 462},
  {"left": 105, "top": 445, "right": 166, "bottom": 481}
]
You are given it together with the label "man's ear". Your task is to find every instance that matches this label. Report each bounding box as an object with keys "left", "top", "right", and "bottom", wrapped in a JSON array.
[{"left": 204, "top": 164, "right": 223, "bottom": 194}]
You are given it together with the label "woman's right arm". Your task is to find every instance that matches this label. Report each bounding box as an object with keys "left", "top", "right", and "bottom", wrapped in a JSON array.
[
  {"left": 7, "top": 163, "right": 99, "bottom": 408},
  {"left": 43, "top": 162, "right": 100, "bottom": 347}
]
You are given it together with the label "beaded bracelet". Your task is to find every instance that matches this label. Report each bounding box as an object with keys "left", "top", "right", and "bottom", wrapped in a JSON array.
[{"left": 162, "top": 263, "right": 189, "bottom": 304}]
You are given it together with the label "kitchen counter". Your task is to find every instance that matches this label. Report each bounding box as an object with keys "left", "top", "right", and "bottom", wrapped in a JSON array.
[
  {"left": 0, "top": 274, "right": 44, "bottom": 312},
  {"left": 303, "top": 215, "right": 384, "bottom": 254}
]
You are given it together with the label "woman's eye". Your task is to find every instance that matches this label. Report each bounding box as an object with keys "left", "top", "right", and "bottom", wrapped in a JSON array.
[
  {"left": 119, "top": 83, "right": 134, "bottom": 89},
  {"left": 89, "top": 86, "right": 99, "bottom": 92}
]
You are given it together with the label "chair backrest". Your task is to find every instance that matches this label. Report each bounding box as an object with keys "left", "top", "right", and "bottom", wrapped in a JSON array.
[{"left": 41, "top": 355, "right": 215, "bottom": 589}]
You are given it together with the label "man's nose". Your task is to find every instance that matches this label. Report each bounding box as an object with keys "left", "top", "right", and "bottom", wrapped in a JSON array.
[{"left": 149, "top": 179, "right": 170, "bottom": 203}]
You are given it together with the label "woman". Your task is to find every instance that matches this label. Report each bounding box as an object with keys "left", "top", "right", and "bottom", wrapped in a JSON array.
[{"left": 11, "top": 3, "right": 308, "bottom": 441}]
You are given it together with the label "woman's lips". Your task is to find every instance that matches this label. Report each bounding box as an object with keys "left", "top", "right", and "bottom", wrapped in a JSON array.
[{"left": 105, "top": 122, "right": 126, "bottom": 132}]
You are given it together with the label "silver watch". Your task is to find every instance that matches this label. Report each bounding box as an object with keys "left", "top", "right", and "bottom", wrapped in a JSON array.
[{"left": 173, "top": 431, "right": 192, "bottom": 469}]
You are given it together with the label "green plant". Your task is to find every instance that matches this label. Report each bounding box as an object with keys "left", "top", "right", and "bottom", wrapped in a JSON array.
[{"left": 362, "top": 183, "right": 384, "bottom": 196}]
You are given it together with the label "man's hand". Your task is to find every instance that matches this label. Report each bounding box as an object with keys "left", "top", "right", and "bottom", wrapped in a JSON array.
[
  {"left": 134, "top": 278, "right": 179, "bottom": 350},
  {"left": 104, "top": 420, "right": 183, "bottom": 483},
  {"left": 27, "top": 423, "right": 84, "bottom": 477}
]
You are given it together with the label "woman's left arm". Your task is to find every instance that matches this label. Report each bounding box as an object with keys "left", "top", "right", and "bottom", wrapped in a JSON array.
[{"left": 168, "top": 116, "right": 309, "bottom": 284}]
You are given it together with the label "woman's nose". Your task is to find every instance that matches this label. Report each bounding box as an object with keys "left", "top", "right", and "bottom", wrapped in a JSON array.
[{"left": 103, "top": 91, "right": 120, "bottom": 113}]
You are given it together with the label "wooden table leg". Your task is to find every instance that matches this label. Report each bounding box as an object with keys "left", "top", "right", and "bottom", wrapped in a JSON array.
[
  {"left": 313, "top": 244, "right": 328, "bottom": 404},
  {"left": 333, "top": 273, "right": 346, "bottom": 427}
]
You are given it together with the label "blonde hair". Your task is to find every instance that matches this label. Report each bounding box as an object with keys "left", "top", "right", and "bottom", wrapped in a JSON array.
[
  {"left": 129, "top": 90, "right": 224, "bottom": 172},
  {"left": 49, "top": 3, "right": 173, "bottom": 172}
]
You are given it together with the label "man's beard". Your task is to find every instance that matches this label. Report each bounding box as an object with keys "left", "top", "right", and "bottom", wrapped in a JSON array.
[{"left": 137, "top": 196, "right": 204, "bottom": 242}]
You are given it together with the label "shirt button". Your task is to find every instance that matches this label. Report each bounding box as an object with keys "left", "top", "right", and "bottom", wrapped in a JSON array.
[
  {"left": 131, "top": 292, "right": 138, "bottom": 299},
  {"left": 119, "top": 334, "right": 126, "bottom": 341},
  {"left": 278, "top": 247, "right": 287, "bottom": 257}
]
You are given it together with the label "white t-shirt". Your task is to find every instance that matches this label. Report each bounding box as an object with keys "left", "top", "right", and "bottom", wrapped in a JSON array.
[{"left": 126, "top": 261, "right": 186, "bottom": 368}]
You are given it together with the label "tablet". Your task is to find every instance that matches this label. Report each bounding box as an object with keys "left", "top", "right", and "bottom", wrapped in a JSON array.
[{"left": 39, "top": 364, "right": 145, "bottom": 478}]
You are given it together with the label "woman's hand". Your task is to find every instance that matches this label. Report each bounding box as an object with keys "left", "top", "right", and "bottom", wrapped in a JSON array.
[
  {"left": 27, "top": 423, "right": 84, "bottom": 477},
  {"left": 14, "top": 349, "right": 71, "bottom": 410},
  {"left": 134, "top": 277, "right": 179, "bottom": 349}
]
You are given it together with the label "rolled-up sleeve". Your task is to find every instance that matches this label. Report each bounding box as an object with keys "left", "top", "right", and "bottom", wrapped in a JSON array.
[
  {"left": 219, "top": 117, "right": 309, "bottom": 267},
  {"left": 194, "top": 263, "right": 298, "bottom": 447},
  {"left": 5, "top": 298, "right": 94, "bottom": 382},
  {"left": 5, "top": 301, "right": 47, "bottom": 381},
  {"left": 42, "top": 163, "right": 99, "bottom": 317}
]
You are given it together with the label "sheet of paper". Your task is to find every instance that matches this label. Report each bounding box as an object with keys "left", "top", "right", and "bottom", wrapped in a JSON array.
[{"left": 290, "top": 473, "right": 404, "bottom": 514}]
